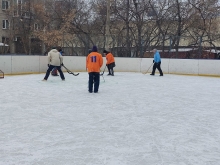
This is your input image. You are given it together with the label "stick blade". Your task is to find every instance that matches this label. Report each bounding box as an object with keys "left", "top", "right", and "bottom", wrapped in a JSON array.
[{"left": 74, "top": 73, "right": 79, "bottom": 76}]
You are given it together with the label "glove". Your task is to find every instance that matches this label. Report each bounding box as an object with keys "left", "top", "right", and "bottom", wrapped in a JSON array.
[
  {"left": 153, "top": 60, "right": 154, "bottom": 63},
  {"left": 48, "top": 64, "right": 50, "bottom": 67},
  {"left": 61, "top": 63, "right": 64, "bottom": 66}
]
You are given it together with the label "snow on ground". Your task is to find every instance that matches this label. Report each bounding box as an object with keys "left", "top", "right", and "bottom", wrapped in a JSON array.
[{"left": 0, "top": 72, "right": 220, "bottom": 165}]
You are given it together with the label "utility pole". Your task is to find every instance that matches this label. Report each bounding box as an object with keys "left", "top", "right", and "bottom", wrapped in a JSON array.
[
  {"left": 126, "top": 0, "right": 130, "bottom": 57},
  {"left": 28, "top": 0, "right": 31, "bottom": 55},
  {"left": 133, "top": 0, "right": 142, "bottom": 57},
  {"left": 105, "top": 0, "right": 110, "bottom": 50}
]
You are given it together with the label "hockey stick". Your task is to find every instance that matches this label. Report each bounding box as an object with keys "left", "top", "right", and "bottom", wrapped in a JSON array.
[
  {"left": 62, "top": 65, "right": 79, "bottom": 76},
  {"left": 100, "top": 65, "right": 106, "bottom": 76},
  {"left": 101, "top": 74, "right": 105, "bottom": 82},
  {"left": 100, "top": 65, "right": 106, "bottom": 82},
  {"left": 143, "top": 63, "right": 154, "bottom": 75}
]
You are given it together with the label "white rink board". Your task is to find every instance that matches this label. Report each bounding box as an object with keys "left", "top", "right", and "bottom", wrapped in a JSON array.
[
  {"left": 11, "top": 56, "right": 40, "bottom": 74},
  {"left": 114, "top": 57, "right": 141, "bottom": 72},
  {"left": 1, "top": 55, "right": 220, "bottom": 76},
  {"left": 198, "top": 60, "right": 220, "bottom": 76},
  {"left": 0, "top": 56, "right": 12, "bottom": 74},
  {"left": 168, "top": 59, "right": 199, "bottom": 75}
]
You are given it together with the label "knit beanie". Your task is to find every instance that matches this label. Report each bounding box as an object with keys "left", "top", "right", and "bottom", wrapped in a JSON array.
[
  {"left": 103, "top": 50, "right": 109, "bottom": 54},
  {"left": 92, "top": 46, "right": 98, "bottom": 52}
]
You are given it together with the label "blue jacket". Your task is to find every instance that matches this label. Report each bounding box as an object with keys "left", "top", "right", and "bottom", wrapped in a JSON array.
[
  {"left": 59, "top": 51, "right": 63, "bottom": 55},
  {"left": 154, "top": 51, "right": 161, "bottom": 63}
]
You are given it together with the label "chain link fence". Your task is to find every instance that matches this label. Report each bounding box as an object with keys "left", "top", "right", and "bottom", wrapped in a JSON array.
[
  {"left": 3, "top": 34, "right": 220, "bottom": 59},
  {"left": 60, "top": 34, "right": 220, "bottom": 59}
]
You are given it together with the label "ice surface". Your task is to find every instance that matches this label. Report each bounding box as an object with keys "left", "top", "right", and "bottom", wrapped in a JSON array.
[{"left": 0, "top": 72, "right": 220, "bottom": 165}]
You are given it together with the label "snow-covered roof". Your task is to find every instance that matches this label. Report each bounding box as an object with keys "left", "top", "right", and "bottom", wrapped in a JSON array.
[{"left": 0, "top": 43, "right": 9, "bottom": 46}]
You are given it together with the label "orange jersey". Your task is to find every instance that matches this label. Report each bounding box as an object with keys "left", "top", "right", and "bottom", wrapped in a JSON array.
[
  {"left": 86, "top": 52, "right": 103, "bottom": 72},
  {"left": 106, "top": 53, "right": 115, "bottom": 64}
]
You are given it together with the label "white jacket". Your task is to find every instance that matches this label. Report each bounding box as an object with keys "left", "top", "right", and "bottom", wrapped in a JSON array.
[{"left": 48, "top": 49, "right": 63, "bottom": 66}]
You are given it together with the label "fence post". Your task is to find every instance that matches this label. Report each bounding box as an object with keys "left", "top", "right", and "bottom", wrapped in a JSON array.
[
  {"left": 169, "top": 36, "right": 172, "bottom": 58},
  {"left": 141, "top": 39, "right": 143, "bottom": 58},
  {"left": 198, "top": 36, "right": 202, "bottom": 59}
]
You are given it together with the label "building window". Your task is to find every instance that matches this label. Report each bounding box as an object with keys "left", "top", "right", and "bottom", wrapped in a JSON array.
[
  {"left": 23, "top": 12, "right": 31, "bottom": 19},
  {"left": 34, "top": 23, "right": 39, "bottom": 31},
  {"left": 13, "top": 10, "right": 18, "bottom": 17},
  {"left": 13, "top": 0, "right": 22, "bottom": 17},
  {"left": 2, "top": 1, "right": 9, "bottom": 10},
  {"left": 2, "top": 20, "right": 9, "bottom": 29},
  {"left": 2, "top": 37, "right": 9, "bottom": 44}
]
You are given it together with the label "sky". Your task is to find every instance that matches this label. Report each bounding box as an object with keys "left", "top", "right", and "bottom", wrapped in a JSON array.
[{"left": 0, "top": 72, "right": 220, "bottom": 165}]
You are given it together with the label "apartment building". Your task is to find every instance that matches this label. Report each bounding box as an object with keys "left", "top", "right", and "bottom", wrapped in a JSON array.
[
  {"left": 0, "top": 0, "right": 48, "bottom": 54},
  {"left": 0, "top": 0, "right": 77, "bottom": 54},
  {"left": 0, "top": 0, "right": 36, "bottom": 54},
  {"left": 0, "top": 0, "right": 11, "bottom": 53}
]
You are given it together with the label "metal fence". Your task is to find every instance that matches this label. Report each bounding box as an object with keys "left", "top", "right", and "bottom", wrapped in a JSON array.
[
  {"left": 2, "top": 34, "right": 220, "bottom": 59},
  {"left": 61, "top": 34, "right": 220, "bottom": 59}
]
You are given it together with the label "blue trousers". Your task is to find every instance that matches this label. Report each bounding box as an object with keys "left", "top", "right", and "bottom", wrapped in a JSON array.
[{"left": 88, "top": 72, "right": 100, "bottom": 93}]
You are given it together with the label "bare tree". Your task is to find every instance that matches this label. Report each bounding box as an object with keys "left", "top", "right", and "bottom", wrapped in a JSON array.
[
  {"left": 186, "top": 0, "right": 220, "bottom": 57},
  {"left": 4, "top": 0, "right": 220, "bottom": 58}
]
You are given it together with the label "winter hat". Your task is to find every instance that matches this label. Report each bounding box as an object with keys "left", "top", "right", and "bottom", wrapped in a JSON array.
[
  {"left": 92, "top": 46, "right": 98, "bottom": 52},
  {"left": 103, "top": 50, "right": 109, "bottom": 54},
  {"left": 152, "top": 48, "right": 157, "bottom": 52}
]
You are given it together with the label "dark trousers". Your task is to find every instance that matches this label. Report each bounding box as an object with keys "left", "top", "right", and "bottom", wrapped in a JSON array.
[
  {"left": 107, "top": 62, "right": 115, "bottom": 75},
  {"left": 44, "top": 65, "right": 65, "bottom": 80},
  {"left": 88, "top": 72, "right": 100, "bottom": 92},
  {"left": 151, "top": 62, "right": 163, "bottom": 75}
]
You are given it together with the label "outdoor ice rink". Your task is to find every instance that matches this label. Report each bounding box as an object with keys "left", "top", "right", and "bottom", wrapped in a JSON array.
[{"left": 0, "top": 72, "right": 220, "bottom": 165}]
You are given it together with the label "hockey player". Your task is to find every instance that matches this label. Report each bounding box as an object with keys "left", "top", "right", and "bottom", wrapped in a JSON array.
[
  {"left": 86, "top": 46, "right": 103, "bottom": 93},
  {"left": 103, "top": 50, "right": 115, "bottom": 76},
  {"left": 150, "top": 49, "right": 163, "bottom": 76},
  {"left": 42, "top": 47, "right": 65, "bottom": 81},
  {"left": 51, "top": 47, "right": 63, "bottom": 76}
]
